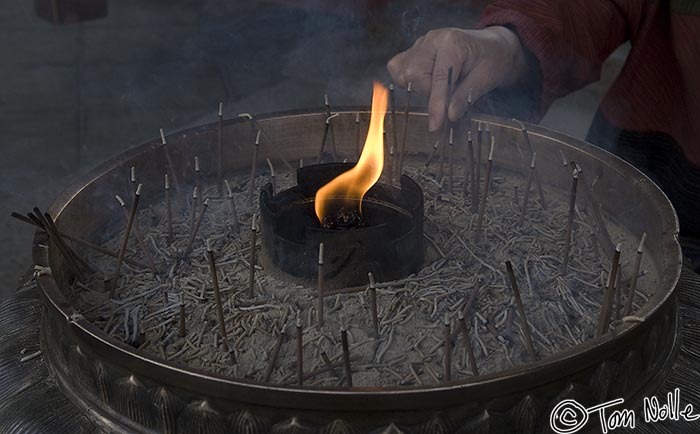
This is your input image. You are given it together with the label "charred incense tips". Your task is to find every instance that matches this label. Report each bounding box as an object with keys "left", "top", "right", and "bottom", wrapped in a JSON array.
[
  {"left": 194, "top": 156, "right": 202, "bottom": 194},
  {"left": 323, "top": 94, "right": 338, "bottom": 160},
  {"left": 164, "top": 174, "right": 173, "bottom": 243},
  {"left": 159, "top": 128, "right": 180, "bottom": 192},
  {"left": 398, "top": 81, "right": 412, "bottom": 176},
  {"left": 317, "top": 243, "right": 325, "bottom": 327},
  {"left": 296, "top": 310, "right": 304, "bottom": 386},
  {"left": 340, "top": 321, "right": 353, "bottom": 387},
  {"left": 447, "top": 128, "right": 454, "bottom": 194},
  {"left": 505, "top": 261, "right": 537, "bottom": 358},
  {"left": 474, "top": 137, "right": 495, "bottom": 243},
  {"left": 367, "top": 272, "right": 379, "bottom": 338},
  {"left": 224, "top": 179, "right": 240, "bottom": 235},
  {"left": 518, "top": 152, "right": 537, "bottom": 226},
  {"left": 183, "top": 198, "right": 209, "bottom": 259},
  {"left": 248, "top": 130, "right": 261, "bottom": 207},
  {"left": 624, "top": 233, "right": 647, "bottom": 316},
  {"left": 597, "top": 243, "right": 622, "bottom": 336},
  {"left": 178, "top": 292, "right": 186, "bottom": 338},
  {"left": 248, "top": 215, "right": 258, "bottom": 298},
  {"left": 207, "top": 239, "right": 234, "bottom": 364},
  {"left": 266, "top": 158, "right": 276, "bottom": 195},
  {"left": 443, "top": 313, "right": 451, "bottom": 382},
  {"left": 355, "top": 112, "right": 361, "bottom": 158},
  {"left": 111, "top": 183, "right": 142, "bottom": 297},
  {"left": 458, "top": 310, "right": 479, "bottom": 376},
  {"left": 561, "top": 168, "right": 579, "bottom": 274},
  {"left": 264, "top": 323, "right": 285, "bottom": 384},
  {"left": 217, "top": 101, "right": 223, "bottom": 196}
]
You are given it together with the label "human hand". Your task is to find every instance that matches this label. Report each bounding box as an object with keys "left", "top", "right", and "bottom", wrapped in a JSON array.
[{"left": 387, "top": 26, "right": 529, "bottom": 131}]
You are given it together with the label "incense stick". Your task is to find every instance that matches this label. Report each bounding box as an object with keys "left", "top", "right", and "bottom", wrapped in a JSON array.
[
  {"left": 447, "top": 128, "right": 454, "bottom": 194},
  {"left": 398, "top": 82, "right": 412, "bottom": 176},
  {"left": 296, "top": 311, "right": 303, "bottom": 386},
  {"left": 505, "top": 260, "right": 536, "bottom": 358},
  {"left": 266, "top": 158, "right": 276, "bottom": 196},
  {"left": 474, "top": 137, "right": 495, "bottom": 243},
  {"left": 367, "top": 272, "right": 379, "bottom": 338},
  {"left": 518, "top": 152, "right": 537, "bottom": 226},
  {"left": 458, "top": 310, "right": 479, "bottom": 376},
  {"left": 597, "top": 243, "right": 621, "bottom": 337},
  {"left": 623, "top": 233, "right": 647, "bottom": 316},
  {"left": 464, "top": 130, "right": 475, "bottom": 202},
  {"left": 183, "top": 198, "right": 209, "bottom": 259},
  {"left": 317, "top": 243, "right": 325, "bottom": 327},
  {"left": 437, "top": 67, "right": 454, "bottom": 181},
  {"left": 561, "top": 168, "right": 579, "bottom": 274},
  {"left": 30, "top": 211, "right": 83, "bottom": 278},
  {"left": 207, "top": 239, "right": 234, "bottom": 364},
  {"left": 317, "top": 113, "right": 339, "bottom": 164},
  {"left": 248, "top": 130, "right": 261, "bottom": 207},
  {"left": 264, "top": 324, "right": 285, "bottom": 383},
  {"left": 224, "top": 179, "right": 240, "bottom": 235},
  {"left": 187, "top": 187, "right": 199, "bottom": 240},
  {"left": 324, "top": 94, "right": 338, "bottom": 161},
  {"left": 248, "top": 215, "right": 258, "bottom": 298},
  {"left": 513, "top": 120, "right": 547, "bottom": 209},
  {"left": 194, "top": 156, "right": 202, "bottom": 196},
  {"left": 355, "top": 112, "right": 361, "bottom": 159},
  {"left": 39, "top": 210, "right": 91, "bottom": 274},
  {"left": 340, "top": 322, "right": 352, "bottom": 387},
  {"left": 390, "top": 84, "right": 398, "bottom": 175},
  {"left": 159, "top": 128, "right": 180, "bottom": 192},
  {"left": 237, "top": 113, "right": 294, "bottom": 171},
  {"left": 217, "top": 101, "right": 223, "bottom": 196},
  {"left": 474, "top": 122, "right": 482, "bottom": 213},
  {"left": 111, "top": 183, "right": 142, "bottom": 297},
  {"left": 614, "top": 255, "right": 623, "bottom": 321},
  {"left": 115, "top": 195, "right": 157, "bottom": 274},
  {"left": 443, "top": 313, "right": 451, "bottom": 382},
  {"left": 164, "top": 174, "right": 173, "bottom": 243}
]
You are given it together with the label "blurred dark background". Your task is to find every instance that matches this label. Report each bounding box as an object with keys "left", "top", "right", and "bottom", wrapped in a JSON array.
[{"left": 0, "top": 0, "right": 628, "bottom": 299}]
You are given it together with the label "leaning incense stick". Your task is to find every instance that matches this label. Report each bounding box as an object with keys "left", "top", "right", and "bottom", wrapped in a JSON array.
[
  {"left": 32, "top": 210, "right": 84, "bottom": 278},
  {"left": 317, "top": 113, "right": 339, "bottom": 164},
  {"left": 367, "top": 272, "right": 379, "bottom": 338},
  {"left": 597, "top": 243, "right": 622, "bottom": 337},
  {"left": 115, "top": 195, "right": 157, "bottom": 274},
  {"left": 266, "top": 158, "right": 276, "bottom": 196},
  {"left": 159, "top": 128, "right": 180, "bottom": 192},
  {"left": 340, "top": 321, "right": 352, "bottom": 387},
  {"left": 217, "top": 101, "right": 223, "bottom": 196},
  {"left": 464, "top": 130, "right": 475, "bottom": 201},
  {"left": 518, "top": 152, "right": 537, "bottom": 226},
  {"left": 317, "top": 243, "right": 325, "bottom": 327},
  {"left": 398, "top": 82, "right": 412, "bottom": 176},
  {"left": 42, "top": 211, "right": 92, "bottom": 273},
  {"left": 443, "top": 313, "right": 451, "bottom": 382},
  {"left": 248, "top": 215, "right": 258, "bottom": 298},
  {"left": 324, "top": 94, "right": 338, "bottom": 160},
  {"left": 623, "top": 233, "right": 647, "bottom": 316},
  {"left": 111, "top": 184, "right": 142, "bottom": 297},
  {"left": 183, "top": 198, "right": 209, "bottom": 259},
  {"left": 164, "top": 174, "right": 173, "bottom": 243},
  {"left": 207, "top": 239, "right": 234, "bottom": 364},
  {"left": 561, "top": 168, "right": 579, "bottom": 274},
  {"left": 458, "top": 310, "right": 479, "bottom": 376},
  {"left": 422, "top": 139, "right": 441, "bottom": 174},
  {"left": 474, "top": 137, "right": 495, "bottom": 243},
  {"left": 264, "top": 324, "right": 285, "bottom": 383},
  {"left": 505, "top": 260, "right": 536, "bottom": 358},
  {"left": 247, "top": 130, "right": 261, "bottom": 207},
  {"left": 296, "top": 311, "right": 304, "bottom": 386},
  {"left": 224, "top": 179, "right": 240, "bottom": 235}
]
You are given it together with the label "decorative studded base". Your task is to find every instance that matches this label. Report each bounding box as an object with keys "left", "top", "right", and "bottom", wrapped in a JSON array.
[{"left": 2, "top": 269, "right": 699, "bottom": 433}]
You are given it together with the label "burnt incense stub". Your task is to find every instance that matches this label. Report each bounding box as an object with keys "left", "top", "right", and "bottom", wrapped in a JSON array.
[{"left": 260, "top": 163, "right": 424, "bottom": 289}]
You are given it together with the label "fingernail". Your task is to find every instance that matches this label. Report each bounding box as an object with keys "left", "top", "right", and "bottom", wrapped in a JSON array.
[{"left": 428, "top": 118, "right": 438, "bottom": 132}]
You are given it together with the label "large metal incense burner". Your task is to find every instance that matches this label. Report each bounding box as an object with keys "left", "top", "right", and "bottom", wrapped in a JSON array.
[{"left": 31, "top": 109, "right": 681, "bottom": 433}]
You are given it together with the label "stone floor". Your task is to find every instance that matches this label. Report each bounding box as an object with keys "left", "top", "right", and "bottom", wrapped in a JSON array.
[{"left": 0, "top": 0, "right": 628, "bottom": 299}]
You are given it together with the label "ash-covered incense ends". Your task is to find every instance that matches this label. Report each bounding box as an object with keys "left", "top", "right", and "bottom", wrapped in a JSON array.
[
  {"left": 457, "top": 310, "right": 479, "bottom": 376},
  {"left": 248, "top": 214, "right": 258, "bottom": 299},
  {"left": 165, "top": 174, "right": 173, "bottom": 243},
  {"left": 474, "top": 136, "right": 495, "bottom": 242},
  {"left": 296, "top": 310, "right": 304, "bottom": 386},
  {"left": 597, "top": 243, "right": 622, "bottom": 336},
  {"left": 442, "top": 313, "right": 452, "bottom": 382},
  {"left": 624, "top": 232, "right": 647, "bottom": 316},
  {"left": 561, "top": 168, "right": 579, "bottom": 274},
  {"left": 367, "top": 272, "right": 379, "bottom": 338},
  {"left": 505, "top": 260, "right": 537, "bottom": 359},
  {"left": 340, "top": 321, "right": 353, "bottom": 387},
  {"left": 111, "top": 183, "right": 143, "bottom": 297},
  {"left": 518, "top": 152, "right": 537, "bottom": 226},
  {"left": 248, "top": 130, "right": 261, "bottom": 206},
  {"left": 317, "top": 243, "right": 325, "bottom": 327},
  {"left": 224, "top": 179, "right": 240, "bottom": 235}
]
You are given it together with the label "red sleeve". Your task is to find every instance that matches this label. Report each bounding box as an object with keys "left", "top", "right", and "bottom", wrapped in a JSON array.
[{"left": 477, "top": 0, "right": 645, "bottom": 117}]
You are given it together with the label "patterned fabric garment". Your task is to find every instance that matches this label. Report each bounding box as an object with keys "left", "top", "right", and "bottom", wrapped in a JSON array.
[{"left": 477, "top": 0, "right": 700, "bottom": 238}]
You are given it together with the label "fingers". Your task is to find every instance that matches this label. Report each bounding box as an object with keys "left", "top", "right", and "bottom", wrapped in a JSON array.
[
  {"left": 427, "top": 47, "right": 464, "bottom": 131},
  {"left": 447, "top": 62, "right": 495, "bottom": 122},
  {"left": 387, "top": 45, "right": 436, "bottom": 95}
]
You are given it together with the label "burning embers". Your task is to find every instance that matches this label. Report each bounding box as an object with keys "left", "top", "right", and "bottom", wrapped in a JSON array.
[{"left": 260, "top": 83, "right": 424, "bottom": 289}]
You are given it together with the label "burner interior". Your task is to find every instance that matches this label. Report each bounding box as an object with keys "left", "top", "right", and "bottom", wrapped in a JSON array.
[{"left": 260, "top": 163, "right": 424, "bottom": 289}]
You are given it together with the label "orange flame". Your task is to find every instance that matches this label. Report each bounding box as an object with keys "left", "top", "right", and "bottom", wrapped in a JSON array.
[{"left": 315, "top": 82, "right": 388, "bottom": 223}]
